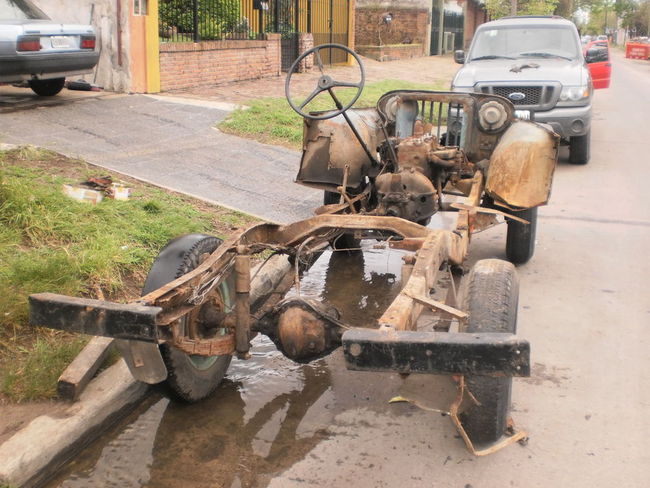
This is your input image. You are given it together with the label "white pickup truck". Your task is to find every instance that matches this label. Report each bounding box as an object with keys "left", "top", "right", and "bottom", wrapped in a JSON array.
[{"left": 451, "top": 15, "right": 609, "bottom": 165}]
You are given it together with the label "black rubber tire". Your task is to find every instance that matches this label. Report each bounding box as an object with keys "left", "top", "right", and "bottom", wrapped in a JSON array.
[
  {"left": 29, "top": 78, "right": 65, "bottom": 96},
  {"left": 569, "top": 131, "right": 590, "bottom": 165},
  {"left": 143, "top": 234, "right": 233, "bottom": 402},
  {"left": 459, "top": 259, "right": 519, "bottom": 446},
  {"left": 505, "top": 206, "right": 537, "bottom": 265}
]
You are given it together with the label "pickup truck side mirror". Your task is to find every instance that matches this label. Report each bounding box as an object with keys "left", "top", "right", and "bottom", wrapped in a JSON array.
[{"left": 454, "top": 50, "right": 465, "bottom": 64}]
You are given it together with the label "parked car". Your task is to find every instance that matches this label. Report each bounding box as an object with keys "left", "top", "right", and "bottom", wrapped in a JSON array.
[
  {"left": 451, "top": 16, "right": 611, "bottom": 165},
  {"left": 584, "top": 40, "right": 611, "bottom": 89},
  {"left": 0, "top": 0, "right": 99, "bottom": 96}
]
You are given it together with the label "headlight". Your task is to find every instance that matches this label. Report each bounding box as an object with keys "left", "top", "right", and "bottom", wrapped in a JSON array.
[
  {"left": 559, "top": 84, "right": 590, "bottom": 104},
  {"left": 478, "top": 101, "right": 508, "bottom": 132}
]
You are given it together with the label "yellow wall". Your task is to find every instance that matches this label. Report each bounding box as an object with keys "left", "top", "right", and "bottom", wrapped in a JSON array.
[
  {"left": 130, "top": 0, "right": 160, "bottom": 93},
  {"left": 145, "top": 0, "right": 161, "bottom": 92}
]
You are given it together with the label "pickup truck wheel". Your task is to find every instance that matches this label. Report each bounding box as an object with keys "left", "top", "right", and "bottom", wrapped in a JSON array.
[
  {"left": 142, "top": 234, "right": 233, "bottom": 402},
  {"left": 459, "top": 259, "right": 519, "bottom": 446},
  {"left": 29, "top": 78, "right": 65, "bottom": 96},
  {"left": 506, "top": 207, "right": 537, "bottom": 265},
  {"left": 569, "top": 131, "right": 590, "bottom": 165}
]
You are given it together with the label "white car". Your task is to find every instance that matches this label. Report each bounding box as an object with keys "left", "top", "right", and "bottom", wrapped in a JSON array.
[{"left": 0, "top": 0, "right": 99, "bottom": 96}]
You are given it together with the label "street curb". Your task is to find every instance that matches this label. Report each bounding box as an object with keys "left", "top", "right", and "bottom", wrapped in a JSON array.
[
  {"left": 0, "top": 256, "right": 292, "bottom": 487},
  {"left": 0, "top": 360, "right": 149, "bottom": 488}
]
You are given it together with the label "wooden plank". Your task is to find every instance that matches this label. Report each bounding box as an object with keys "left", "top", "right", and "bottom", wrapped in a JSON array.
[
  {"left": 57, "top": 337, "right": 115, "bottom": 401},
  {"left": 404, "top": 292, "right": 468, "bottom": 321}
]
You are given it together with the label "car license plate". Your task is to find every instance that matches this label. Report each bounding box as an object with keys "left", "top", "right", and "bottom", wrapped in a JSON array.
[
  {"left": 50, "top": 36, "right": 72, "bottom": 49},
  {"left": 514, "top": 110, "right": 531, "bottom": 120}
]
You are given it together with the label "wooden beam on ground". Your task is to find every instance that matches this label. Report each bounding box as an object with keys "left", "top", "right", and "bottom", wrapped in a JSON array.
[{"left": 57, "top": 336, "right": 115, "bottom": 401}]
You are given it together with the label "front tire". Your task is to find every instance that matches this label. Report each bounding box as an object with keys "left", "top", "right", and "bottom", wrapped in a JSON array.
[
  {"left": 143, "top": 234, "right": 233, "bottom": 402},
  {"left": 459, "top": 259, "right": 519, "bottom": 446},
  {"left": 569, "top": 131, "right": 590, "bottom": 165},
  {"left": 506, "top": 207, "right": 537, "bottom": 265},
  {"left": 29, "top": 78, "right": 65, "bottom": 96}
]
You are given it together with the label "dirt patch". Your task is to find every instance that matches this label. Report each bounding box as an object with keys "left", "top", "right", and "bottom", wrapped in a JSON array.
[
  {"left": 524, "top": 362, "right": 570, "bottom": 387},
  {"left": 161, "top": 53, "right": 458, "bottom": 105}
]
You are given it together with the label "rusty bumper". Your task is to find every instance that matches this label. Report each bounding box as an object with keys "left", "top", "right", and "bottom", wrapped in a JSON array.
[
  {"left": 29, "top": 293, "right": 162, "bottom": 342},
  {"left": 342, "top": 328, "right": 530, "bottom": 377}
]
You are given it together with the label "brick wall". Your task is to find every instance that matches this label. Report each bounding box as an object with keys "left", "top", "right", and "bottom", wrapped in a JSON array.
[
  {"left": 462, "top": 0, "right": 488, "bottom": 49},
  {"left": 297, "top": 33, "right": 314, "bottom": 72},
  {"left": 159, "top": 34, "right": 281, "bottom": 91},
  {"left": 355, "top": 7, "right": 429, "bottom": 57},
  {"left": 356, "top": 44, "right": 424, "bottom": 62}
]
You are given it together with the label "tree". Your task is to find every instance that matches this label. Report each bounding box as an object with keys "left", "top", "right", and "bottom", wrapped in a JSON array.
[{"left": 485, "top": 0, "right": 560, "bottom": 19}]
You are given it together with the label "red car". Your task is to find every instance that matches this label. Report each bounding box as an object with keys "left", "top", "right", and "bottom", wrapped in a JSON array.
[{"left": 584, "top": 40, "right": 611, "bottom": 89}]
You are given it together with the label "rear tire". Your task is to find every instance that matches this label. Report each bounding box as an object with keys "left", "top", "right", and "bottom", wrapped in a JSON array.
[
  {"left": 143, "top": 234, "right": 233, "bottom": 402},
  {"left": 569, "top": 131, "right": 590, "bottom": 165},
  {"left": 29, "top": 78, "right": 65, "bottom": 96},
  {"left": 505, "top": 207, "right": 537, "bottom": 265},
  {"left": 459, "top": 259, "right": 519, "bottom": 446}
]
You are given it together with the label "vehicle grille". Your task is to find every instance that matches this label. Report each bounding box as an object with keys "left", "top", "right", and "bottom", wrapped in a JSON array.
[{"left": 492, "top": 86, "right": 542, "bottom": 105}]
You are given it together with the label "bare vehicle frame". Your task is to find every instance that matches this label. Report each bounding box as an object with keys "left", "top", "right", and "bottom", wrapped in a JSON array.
[{"left": 29, "top": 45, "right": 559, "bottom": 454}]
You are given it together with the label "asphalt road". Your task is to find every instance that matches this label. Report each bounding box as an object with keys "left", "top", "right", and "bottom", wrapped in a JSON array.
[
  {"left": 10, "top": 50, "right": 650, "bottom": 488},
  {"left": 0, "top": 91, "right": 318, "bottom": 223}
]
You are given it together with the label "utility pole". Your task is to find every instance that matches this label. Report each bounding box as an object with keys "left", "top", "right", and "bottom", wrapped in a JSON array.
[{"left": 511, "top": 0, "right": 518, "bottom": 16}]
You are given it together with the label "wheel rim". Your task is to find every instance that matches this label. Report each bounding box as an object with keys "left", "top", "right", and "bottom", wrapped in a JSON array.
[{"left": 186, "top": 280, "right": 234, "bottom": 370}]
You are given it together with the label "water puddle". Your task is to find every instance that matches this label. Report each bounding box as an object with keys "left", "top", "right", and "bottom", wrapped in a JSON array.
[{"left": 46, "top": 239, "right": 455, "bottom": 488}]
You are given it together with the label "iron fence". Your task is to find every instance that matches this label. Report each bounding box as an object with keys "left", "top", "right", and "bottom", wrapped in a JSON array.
[
  {"left": 159, "top": 0, "right": 350, "bottom": 69},
  {"left": 159, "top": 0, "right": 305, "bottom": 43}
]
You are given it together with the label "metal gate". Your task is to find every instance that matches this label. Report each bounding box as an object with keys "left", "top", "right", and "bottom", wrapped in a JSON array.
[
  {"left": 430, "top": 2, "right": 464, "bottom": 55},
  {"left": 310, "top": 0, "right": 350, "bottom": 65},
  {"left": 268, "top": 0, "right": 350, "bottom": 71},
  {"left": 270, "top": 0, "right": 300, "bottom": 71}
]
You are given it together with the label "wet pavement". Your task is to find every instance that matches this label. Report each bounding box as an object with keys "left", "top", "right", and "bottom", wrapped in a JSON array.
[
  {"left": 46, "top": 243, "right": 451, "bottom": 488},
  {"left": 6, "top": 50, "right": 650, "bottom": 487},
  {"left": 0, "top": 85, "right": 108, "bottom": 114}
]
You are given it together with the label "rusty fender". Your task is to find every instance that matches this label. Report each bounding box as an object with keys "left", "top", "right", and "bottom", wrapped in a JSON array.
[{"left": 486, "top": 121, "right": 560, "bottom": 209}]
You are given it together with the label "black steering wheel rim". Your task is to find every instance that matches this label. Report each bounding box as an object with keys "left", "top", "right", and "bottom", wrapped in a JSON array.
[{"left": 285, "top": 43, "right": 365, "bottom": 121}]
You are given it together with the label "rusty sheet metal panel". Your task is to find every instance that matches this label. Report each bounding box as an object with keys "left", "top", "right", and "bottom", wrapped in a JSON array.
[
  {"left": 296, "top": 108, "right": 382, "bottom": 190},
  {"left": 486, "top": 121, "right": 559, "bottom": 209}
]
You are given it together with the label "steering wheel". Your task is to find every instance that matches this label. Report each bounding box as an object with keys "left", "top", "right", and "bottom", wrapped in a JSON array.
[{"left": 285, "top": 44, "right": 365, "bottom": 120}]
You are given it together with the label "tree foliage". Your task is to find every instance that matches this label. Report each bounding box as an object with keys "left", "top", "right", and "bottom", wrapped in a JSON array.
[
  {"left": 159, "top": 0, "right": 242, "bottom": 40},
  {"left": 485, "top": 0, "right": 560, "bottom": 19}
]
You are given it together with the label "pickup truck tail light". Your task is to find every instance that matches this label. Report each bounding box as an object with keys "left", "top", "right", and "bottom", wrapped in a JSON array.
[
  {"left": 17, "top": 36, "right": 41, "bottom": 52},
  {"left": 80, "top": 36, "right": 96, "bottom": 49}
]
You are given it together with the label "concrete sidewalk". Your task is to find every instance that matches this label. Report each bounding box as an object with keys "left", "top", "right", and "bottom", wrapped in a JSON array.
[{"left": 0, "top": 94, "right": 319, "bottom": 223}]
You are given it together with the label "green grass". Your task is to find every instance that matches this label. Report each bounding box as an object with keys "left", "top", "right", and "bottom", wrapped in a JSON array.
[
  {"left": 219, "top": 79, "right": 440, "bottom": 149},
  {"left": 0, "top": 147, "right": 253, "bottom": 401},
  {"left": 2, "top": 336, "right": 88, "bottom": 401}
]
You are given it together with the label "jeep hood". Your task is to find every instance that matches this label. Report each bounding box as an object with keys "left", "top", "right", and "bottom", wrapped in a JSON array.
[{"left": 452, "top": 58, "right": 590, "bottom": 88}]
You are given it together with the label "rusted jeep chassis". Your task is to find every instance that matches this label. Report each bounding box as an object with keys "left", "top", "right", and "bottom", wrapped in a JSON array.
[{"left": 29, "top": 46, "right": 559, "bottom": 453}]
